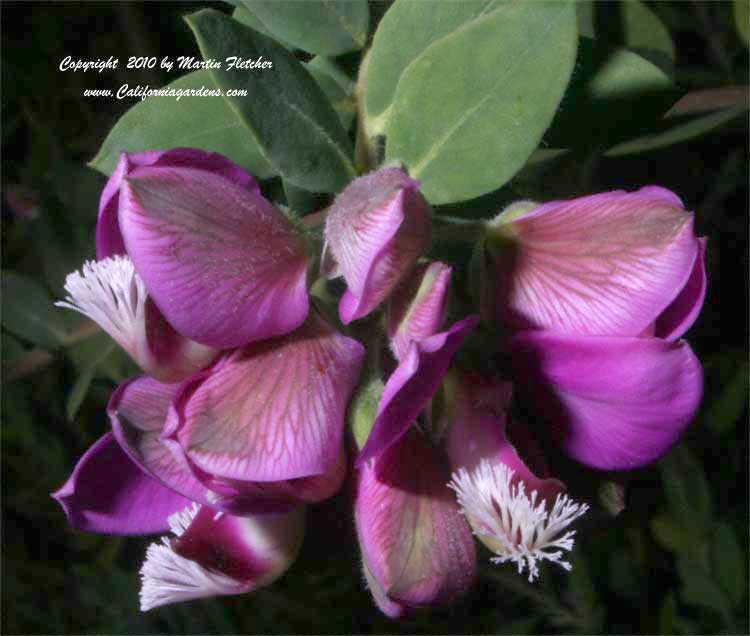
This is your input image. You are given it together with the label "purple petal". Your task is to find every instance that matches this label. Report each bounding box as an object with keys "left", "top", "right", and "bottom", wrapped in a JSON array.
[
  {"left": 324, "top": 169, "right": 432, "bottom": 323},
  {"left": 491, "top": 187, "right": 699, "bottom": 337},
  {"left": 119, "top": 166, "right": 309, "bottom": 348},
  {"left": 355, "top": 431, "right": 476, "bottom": 612},
  {"left": 510, "top": 332, "right": 703, "bottom": 470},
  {"left": 387, "top": 261, "right": 452, "bottom": 360},
  {"left": 444, "top": 373, "right": 564, "bottom": 503},
  {"left": 656, "top": 237, "right": 707, "bottom": 341},
  {"left": 97, "top": 149, "right": 259, "bottom": 260},
  {"left": 52, "top": 433, "right": 192, "bottom": 535},
  {"left": 356, "top": 316, "right": 478, "bottom": 466},
  {"left": 169, "top": 313, "right": 364, "bottom": 482},
  {"left": 108, "top": 376, "right": 214, "bottom": 507}
]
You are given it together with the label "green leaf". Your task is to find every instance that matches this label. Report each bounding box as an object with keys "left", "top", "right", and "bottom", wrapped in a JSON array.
[
  {"left": 705, "top": 356, "right": 749, "bottom": 435},
  {"left": 660, "top": 445, "right": 712, "bottom": 537},
  {"left": 239, "top": 0, "right": 368, "bottom": 55},
  {"left": 384, "top": 1, "right": 578, "bottom": 204},
  {"left": 605, "top": 105, "right": 748, "bottom": 157},
  {"left": 186, "top": 9, "right": 355, "bottom": 192},
  {"left": 711, "top": 522, "right": 746, "bottom": 607},
  {"left": 306, "top": 56, "right": 357, "bottom": 131},
  {"left": 66, "top": 341, "right": 116, "bottom": 421},
  {"left": 658, "top": 592, "right": 678, "bottom": 635},
  {"left": 231, "top": 6, "right": 295, "bottom": 50},
  {"left": 1, "top": 334, "right": 25, "bottom": 365},
  {"left": 677, "top": 556, "right": 733, "bottom": 625},
  {"left": 651, "top": 512, "right": 700, "bottom": 554},
  {"left": 90, "top": 70, "right": 275, "bottom": 179},
  {"left": 735, "top": 0, "right": 749, "bottom": 47},
  {"left": 577, "top": 0, "right": 674, "bottom": 75},
  {"left": 1, "top": 271, "right": 69, "bottom": 349},
  {"left": 546, "top": 38, "right": 676, "bottom": 150},
  {"left": 365, "top": 0, "right": 510, "bottom": 134}
]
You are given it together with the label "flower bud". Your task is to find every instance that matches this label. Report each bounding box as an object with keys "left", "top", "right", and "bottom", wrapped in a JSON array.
[{"left": 323, "top": 168, "right": 431, "bottom": 324}]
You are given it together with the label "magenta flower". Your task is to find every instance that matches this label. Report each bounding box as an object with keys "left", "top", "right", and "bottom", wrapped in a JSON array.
[
  {"left": 57, "top": 149, "right": 310, "bottom": 381},
  {"left": 483, "top": 187, "right": 706, "bottom": 470},
  {"left": 323, "top": 168, "right": 432, "bottom": 324},
  {"left": 355, "top": 430, "right": 476, "bottom": 617},
  {"left": 443, "top": 371, "right": 589, "bottom": 582},
  {"left": 54, "top": 309, "right": 363, "bottom": 607},
  {"left": 53, "top": 149, "right": 368, "bottom": 610}
]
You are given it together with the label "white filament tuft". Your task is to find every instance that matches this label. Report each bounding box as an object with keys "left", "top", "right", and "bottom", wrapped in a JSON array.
[
  {"left": 55, "top": 255, "right": 147, "bottom": 354},
  {"left": 448, "top": 460, "right": 589, "bottom": 582},
  {"left": 139, "top": 504, "right": 242, "bottom": 611},
  {"left": 167, "top": 502, "right": 200, "bottom": 537}
]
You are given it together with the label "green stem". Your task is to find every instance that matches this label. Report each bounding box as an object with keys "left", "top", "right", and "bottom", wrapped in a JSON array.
[{"left": 433, "top": 216, "right": 487, "bottom": 242}]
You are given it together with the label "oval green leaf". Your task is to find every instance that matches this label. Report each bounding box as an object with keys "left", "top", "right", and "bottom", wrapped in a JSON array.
[
  {"left": 578, "top": 0, "right": 674, "bottom": 76},
  {"left": 239, "top": 0, "right": 368, "bottom": 55},
  {"left": 91, "top": 69, "right": 274, "bottom": 178},
  {"left": 605, "top": 104, "right": 748, "bottom": 157},
  {"left": 1, "top": 271, "right": 69, "bottom": 349},
  {"left": 365, "top": 0, "right": 509, "bottom": 135},
  {"left": 305, "top": 56, "right": 357, "bottom": 131},
  {"left": 546, "top": 38, "right": 676, "bottom": 150},
  {"left": 385, "top": 1, "right": 578, "bottom": 204},
  {"left": 187, "top": 9, "right": 355, "bottom": 192}
]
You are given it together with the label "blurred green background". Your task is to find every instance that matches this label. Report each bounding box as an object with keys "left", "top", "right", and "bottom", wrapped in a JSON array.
[{"left": 2, "top": 1, "right": 748, "bottom": 633}]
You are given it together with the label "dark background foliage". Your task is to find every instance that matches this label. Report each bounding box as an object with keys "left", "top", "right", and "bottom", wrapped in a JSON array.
[{"left": 2, "top": 1, "right": 748, "bottom": 634}]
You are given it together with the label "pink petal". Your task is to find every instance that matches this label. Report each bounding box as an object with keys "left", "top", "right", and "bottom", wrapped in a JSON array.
[
  {"left": 97, "top": 149, "right": 259, "bottom": 260},
  {"left": 510, "top": 331, "right": 703, "bottom": 470},
  {"left": 387, "top": 261, "right": 452, "bottom": 361},
  {"left": 491, "top": 187, "right": 699, "bottom": 337},
  {"left": 108, "top": 376, "right": 214, "bottom": 507},
  {"left": 355, "top": 431, "right": 476, "bottom": 612},
  {"left": 324, "top": 168, "right": 432, "bottom": 324},
  {"left": 119, "top": 166, "right": 309, "bottom": 348},
  {"left": 180, "top": 447, "right": 348, "bottom": 514},
  {"left": 52, "top": 433, "right": 192, "bottom": 535},
  {"left": 656, "top": 237, "right": 707, "bottom": 341},
  {"left": 356, "top": 316, "right": 478, "bottom": 466},
  {"left": 444, "top": 373, "right": 564, "bottom": 503},
  {"left": 169, "top": 313, "right": 364, "bottom": 483}
]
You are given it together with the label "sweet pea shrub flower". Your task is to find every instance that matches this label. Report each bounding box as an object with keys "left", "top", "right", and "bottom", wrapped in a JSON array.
[
  {"left": 350, "top": 260, "right": 479, "bottom": 614},
  {"left": 323, "top": 168, "right": 432, "bottom": 324},
  {"left": 443, "top": 371, "right": 589, "bottom": 582},
  {"left": 482, "top": 188, "right": 706, "bottom": 470},
  {"left": 54, "top": 309, "right": 363, "bottom": 607},
  {"left": 57, "top": 148, "right": 310, "bottom": 381}
]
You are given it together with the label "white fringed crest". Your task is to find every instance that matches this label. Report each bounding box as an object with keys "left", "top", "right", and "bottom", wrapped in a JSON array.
[
  {"left": 139, "top": 503, "right": 243, "bottom": 611},
  {"left": 55, "top": 255, "right": 147, "bottom": 353},
  {"left": 448, "top": 460, "right": 589, "bottom": 582}
]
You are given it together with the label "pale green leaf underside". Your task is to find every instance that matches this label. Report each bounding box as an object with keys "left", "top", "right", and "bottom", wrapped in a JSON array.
[{"left": 385, "top": 1, "right": 578, "bottom": 204}]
